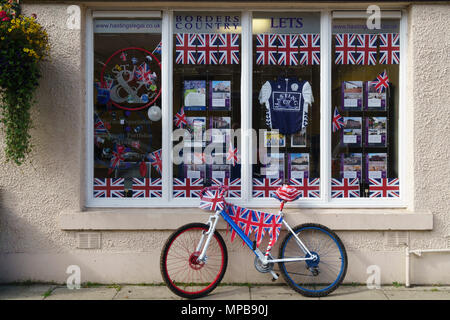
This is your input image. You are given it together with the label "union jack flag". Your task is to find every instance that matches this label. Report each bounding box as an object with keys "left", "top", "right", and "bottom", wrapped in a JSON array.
[
  {"left": 94, "top": 114, "right": 108, "bottom": 135},
  {"left": 228, "top": 205, "right": 250, "bottom": 242},
  {"left": 263, "top": 213, "right": 283, "bottom": 255},
  {"left": 217, "top": 33, "right": 240, "bottom": 64},
  {"left": 277, "top": 34, "right": 299, "bottom": 66},
  {"left": 335, "top": 33, "right": 357, "bottom": 65},
  {"left": 331, "top": 178, "right": 360, "bottom": 198},
  {"left": 232, "top": 206, "right": 255, "bottom": 240},
  {"left": 289, "top": 178, "right": 320, "bottom": 198},
  {"left": 251, "top": 211, "right": 276, "bottom": 248},
  {"left": 174, "top": 106, "right": 187, "bottom": 128},
  {"left": 369, "top": 178, "right": 400, "bottom": 198},
  {"left": 373, "top": 71, "right": 390, "bottom": 93},
  {"left": 120, "top": 51, "right": 127, "bottom": 61},
  {"left": 196, "top": 33, "right": 219, "bottom": 65},
  {"left": 255, "top": 34, "right": 278, "bottom": 65},
  {"left": 173, "top": 178, "right": 204, "bottom": 197},
  {"left": 199, "top": 189, "right": 225, "bottom": 211},
  {"left": 332, "top": 107, "right": 345, "bottom": 132},
  {"left": 212, "top": 177, "right": 241, "bottom": 198},
  {"left": 94, "top": 178, "right": 125, "bottom": 198},
  {"left": 379, "top": 33, "right": 400, "bottom": 65},
  {"left": 226, "top": 143, "right": 239, "bottom": 166},
  {"left": 134, "top": 62, "right": 153, "bottom": 85},
  {"left": 299, "top": 34, "right": 320, "bottom": 65},
  {"left": 354, "top": 34, "right": 377, "bottom": 65},
  {"left": 108, "top": 145, "right": 125, "bottom": 175},
  {"left": 175, "top": 33, "right": 197, "bottom": 64},
  {"left": 152, "top": 41, "right": 162, "bottom": 55},
  {"left": 252, "top": 178, "right": 282, "bottom": 198},
  {"left": 148, "top": 149, "right": 162, "bottom": 175},
  {"left": 132, "top": 178, "right": 162, "bottom": 198}
]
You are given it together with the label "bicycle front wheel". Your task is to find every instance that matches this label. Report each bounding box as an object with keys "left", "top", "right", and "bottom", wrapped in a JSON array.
[
  {"left": 160, "top": 222, "right": 228, "bottom": 299},
  {"left": 278, "top": 223, "right": 347, "bottom": 297}
]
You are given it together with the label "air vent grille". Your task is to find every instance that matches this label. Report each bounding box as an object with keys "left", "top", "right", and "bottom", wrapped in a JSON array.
[{"left": 77, "top": 233, "right": 101, "bottom": 249}]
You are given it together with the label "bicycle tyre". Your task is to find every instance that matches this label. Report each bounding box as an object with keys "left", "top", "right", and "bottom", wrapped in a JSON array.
[
  {"left": 278, "top": 223, "right": 348, "bottom": 297},
  {"left": 160, "top": 222, "right": 228, "bottom": 299}
]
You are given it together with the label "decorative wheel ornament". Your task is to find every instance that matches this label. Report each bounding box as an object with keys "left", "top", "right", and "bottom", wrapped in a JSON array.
[{"left": 100, "top": 47, "right": 161, "bottom": 111}]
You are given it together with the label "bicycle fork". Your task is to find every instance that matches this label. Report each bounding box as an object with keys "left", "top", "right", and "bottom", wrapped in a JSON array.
[{"left": 196, "top": 212, "right": 221, "bottom": 263}]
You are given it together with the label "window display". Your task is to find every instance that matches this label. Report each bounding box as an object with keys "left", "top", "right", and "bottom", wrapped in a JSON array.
[
  {"left": 172, "top": 12, "right": 242, "bottom": 198},
  {"left": 252, "top": 12, "right": 321, "bottom": 199},
  {"left": 331, "top": 18, "right": 400, "bottom": 198},
  {"left": 92, "top": 18, "right": 162, "bottom": 199}
]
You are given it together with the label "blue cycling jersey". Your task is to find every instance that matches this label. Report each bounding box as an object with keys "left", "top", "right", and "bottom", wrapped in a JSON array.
[{"left": 258, "top": 77, "right": 313, "bottom": 135}]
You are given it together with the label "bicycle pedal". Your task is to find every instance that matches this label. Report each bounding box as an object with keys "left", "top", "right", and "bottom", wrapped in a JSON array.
[{"left": 271, "top": 274, "right": 279, "bottom": 282}]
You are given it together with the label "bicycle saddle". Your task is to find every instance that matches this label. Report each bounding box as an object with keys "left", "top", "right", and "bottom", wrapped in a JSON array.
[{"left": 273, "top": 184, "right": 302, "bottom": 202}]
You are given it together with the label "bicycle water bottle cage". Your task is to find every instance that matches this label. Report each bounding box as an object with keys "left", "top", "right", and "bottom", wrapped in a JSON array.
[{"left": 273, "top": 184, "right": 302, "bottom": 202}]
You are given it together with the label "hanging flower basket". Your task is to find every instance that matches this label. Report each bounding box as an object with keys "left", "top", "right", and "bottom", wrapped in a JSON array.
[{"left": 0, "top": 0, "right": 50, "bottom": 165}]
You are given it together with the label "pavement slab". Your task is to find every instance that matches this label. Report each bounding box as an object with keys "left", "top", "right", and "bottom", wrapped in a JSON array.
[
  {"left": 320, "top": 286, "right": 388, "bottom": 300},
  {"left": 0, "top": 285, "right": 55, "bottom": 300},
  {"left": 250, "top": 285, "right": 320, "bottom": 300},
  {"left": 44, "top": 286, "right": 118, "bottom": 300},
  {"left": 114, "top": 285, "right": 182, "bottom": 300},
  {"left": 197, "top": 286, "right": 251, "bottom": 300},
  {"left": 383, "top": 289, "right": 450, "bottom": 300}
]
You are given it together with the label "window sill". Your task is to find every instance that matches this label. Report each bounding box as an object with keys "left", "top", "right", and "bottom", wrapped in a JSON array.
[{"left": 59, "top": 208, "right": 433, "bottom": 231}]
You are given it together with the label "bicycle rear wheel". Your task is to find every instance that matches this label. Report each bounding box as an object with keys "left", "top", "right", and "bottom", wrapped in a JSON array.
[
  {"left": 278, "top": 223, "right": 347, "bottom": 297},
  {"left": 160, "top": 222, "right": 228, "bottom": 299}
]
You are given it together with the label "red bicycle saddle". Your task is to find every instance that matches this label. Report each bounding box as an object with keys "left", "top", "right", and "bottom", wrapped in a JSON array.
[{"left": 274, "top": 184, "right": 302, "bottom": 202}]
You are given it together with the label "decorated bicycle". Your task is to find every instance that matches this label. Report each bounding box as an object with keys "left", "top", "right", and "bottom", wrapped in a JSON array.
[{"left": 160, "top": 184, "right": 347, "bottom": 298}]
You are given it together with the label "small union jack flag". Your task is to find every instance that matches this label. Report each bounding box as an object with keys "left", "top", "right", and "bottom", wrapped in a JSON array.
[
  {"left": 226, "top": 143, "right": 239, "bottom": 166},
  {"left": 173, "top": 178, "right": 204, "bottom": 198},
  {"left": 131, "top": 178, "right": 162, "bottom": 198},
  {"left": 94, "top": 178, "right": 125, "bottom": 198},
  {"left": 252, "top": 178, "right": 282, "bottom": 198},
  {"left": 134, "top": 62, "right": 153, "bottom": 85},
  {"left": 373, "top": 71, "right": 390, "bottom": 93},
  {"left": 277, "top": 34, "right": 299, "bottom": 66},
  {"left": 217, "top": 33, "right": 240, "bottom": 64},
  {"left": 379, "top": 33, "right": 400, "bottom": 65},
  {"left": 108, "top": 145, "right": 125, "bottom": 175},
  {"left": 196, "top": 33, "right": 219, "bottom": 64},
  {"left": 331, "top": 178, "right": 360, "bottom": 198},
  {"left": 120, "top": 51, "right": 127, "bottom": 61},
  {"left": 299, "top": 34, "right": 320, "bottom": 65},
  {"left": 211, "top": 178, "right": 241, "bottom": 198},
  {"left": 174, "top": 106, "right": 187, "bottom": 128},
  {"left": 94, "top": 114, "right": 108, "bottom": 135},
  {"left": 255, "top": 34, "right": 278, "bottom": 65},
  {"left": 369, "top": 178, "right": 399, "bottom": 198},
  {"left": 263, "top": 213, "right": 283, "bottom": 255},
  {"left": 335, "top": 33, "right": 357, "bottom": 65},
  {"left": 175, "top": 33, "right": 197, "bottom": 64},
  {"left": 199, "top": 189, "right": 225, "bottom": 211},
  {"left": 148, "top": 149, "right": 162, "bottom": 175},
  {"left": 332, "top": 107, "right": 345, "bottom": 132},
  {"left": 228, "top": 205, "right": 250, "bottom": 242},
  {"left": 152, "top": 41, "right": 162, "bottom": 55},
  {"left": 289, "top": 178, "right": 320, "bottom": 198},
  {"left": 353, "top": 34, "right": 377, "bottom": 65}
]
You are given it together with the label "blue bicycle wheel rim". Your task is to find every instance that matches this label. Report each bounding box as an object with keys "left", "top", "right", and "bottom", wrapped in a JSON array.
[{"left": 280, "top": 226, "right": 345, "bottom": 293}]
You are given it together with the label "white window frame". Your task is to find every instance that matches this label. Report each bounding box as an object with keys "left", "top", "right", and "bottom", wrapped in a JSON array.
[{"left": 85, "top": 8, "right": 408, "bottom": 208}]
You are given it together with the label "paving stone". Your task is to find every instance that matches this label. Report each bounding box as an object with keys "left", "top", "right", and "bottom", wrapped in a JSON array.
[
  {"left": 197, "top": 286, "right": 251, "bottom": 300},
  {"left": 383, "top": 289, "right": 450, "bottom": 300},
  {"left": 45, "top": 286, "right": 118, "bottom": 300},
  {"left": 0, "top": 285, "right": 54, "bottom": 300},
  {"left": 320, "top": 286, "right": 388, "bottom": 300},
  {"left": 250, "top": 285, "right": 320, "bottom": 300},
  {"left": 114, "top": 285, "right": 182, "bottom": 300}
]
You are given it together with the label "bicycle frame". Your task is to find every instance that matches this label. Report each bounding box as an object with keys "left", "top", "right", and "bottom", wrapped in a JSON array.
[{"left": 197, "top": 204, "right": 318, "bottom": 272}]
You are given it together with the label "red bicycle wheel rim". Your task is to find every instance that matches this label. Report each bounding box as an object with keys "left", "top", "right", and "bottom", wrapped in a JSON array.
[{"left": 163, "top": 227, "right": 226, "bottom": 295}]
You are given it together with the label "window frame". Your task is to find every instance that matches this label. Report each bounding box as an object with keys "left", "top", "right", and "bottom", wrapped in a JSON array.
[{"left": 85, "top": 8, "right": 408, "bottom": 208}]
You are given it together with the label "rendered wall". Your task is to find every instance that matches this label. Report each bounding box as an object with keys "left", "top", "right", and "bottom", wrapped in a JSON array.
[{"left": 0, "top": 3, "right": 449, "bottom": 286}]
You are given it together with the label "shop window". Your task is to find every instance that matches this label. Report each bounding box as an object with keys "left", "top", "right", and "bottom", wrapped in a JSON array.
[
  {"left": 251, "top": 13, "right": 321, "bottom": 199},
  {"left": 92, "top": 18, "right": 163, "bottom": 199},
  {"left": 331, "top": 18, "right": 400, "bottom": 199},
  {"left": 172, "top": 12, "right": 242, "bottom": 198}
]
